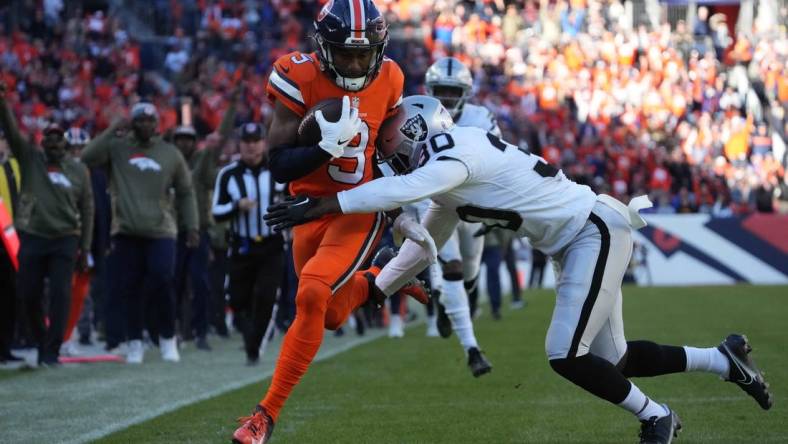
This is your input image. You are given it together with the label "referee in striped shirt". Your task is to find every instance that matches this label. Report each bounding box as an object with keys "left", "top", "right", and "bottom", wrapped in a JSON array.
[{"left": 212, "top": 122, "right": 285, "bottom": 364}]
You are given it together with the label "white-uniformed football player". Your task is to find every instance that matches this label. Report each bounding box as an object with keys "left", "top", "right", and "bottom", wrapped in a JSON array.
[
  {"left": 391, "top": 57, "right": 495, "bottom": 376},
  {"left": 266, "top": 96, "right": 773, "bottom": 444},
  {"left": 424, "top": 57, "right": 499, "bottom": 323}
]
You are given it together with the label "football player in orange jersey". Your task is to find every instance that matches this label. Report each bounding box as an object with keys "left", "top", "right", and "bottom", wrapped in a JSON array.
[{"left": 232, "top": 1, "right": 435, "bottom": 443}]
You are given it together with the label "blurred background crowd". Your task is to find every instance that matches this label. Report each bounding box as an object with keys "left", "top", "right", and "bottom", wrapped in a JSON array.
[
  {"left": 2, "top": 0, "right": 786, "bottom": 216},
  {"left": 0, "top": 0, "right": 786, "bottom": 365}
]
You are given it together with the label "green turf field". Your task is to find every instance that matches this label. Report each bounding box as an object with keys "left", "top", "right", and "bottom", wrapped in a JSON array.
[{"left": 98, "top": 285, "right": 786, "bottom": 443}]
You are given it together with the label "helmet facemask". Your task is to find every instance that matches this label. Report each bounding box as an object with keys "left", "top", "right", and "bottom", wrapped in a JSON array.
[
  {"left": 314, "top": 16, "right": 388, "bottom": 92},
  {"left": 426, "top": 84, "right": 471, "bottom": 119}
]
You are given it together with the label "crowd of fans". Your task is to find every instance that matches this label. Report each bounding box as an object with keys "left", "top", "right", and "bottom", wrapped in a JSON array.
[
  {"left": 0, "top": 0, "right": 786, "bottom": 364},
  {"left": 2, "top": 0, "right": 786, "bottom": 215},
  {"left": 384, "top": 0, "right": 788, "bottom": 215}
]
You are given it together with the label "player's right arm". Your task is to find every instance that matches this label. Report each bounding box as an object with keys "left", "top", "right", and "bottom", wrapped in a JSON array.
[
  {"left": 265, "top": 100, "right": 329, "bottom": 183},
  {"left": 266, "top": 54, "right": 359, "bottom": 183}
]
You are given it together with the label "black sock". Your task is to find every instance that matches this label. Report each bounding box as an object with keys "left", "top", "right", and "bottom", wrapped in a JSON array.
[
  {"left": 619, "top": 341, "right": 687, "bottom": 378},
  {"left": 464, "top": 276, "right": 479, "bottom": 317},
  {"left": 550, "top": 353, "right": 632, "bottom": 404}
]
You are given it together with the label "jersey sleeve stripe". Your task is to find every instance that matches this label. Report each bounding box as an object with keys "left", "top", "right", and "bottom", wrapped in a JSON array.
[{"left": 269, "top": 69, "right": 305, "bottom": 107}]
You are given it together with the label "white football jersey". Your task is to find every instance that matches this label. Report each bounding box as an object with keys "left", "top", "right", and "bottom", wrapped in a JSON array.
[
  {"left": 456, "top": 103, "right": 501, "bottom": 137},
  {"left": 401, "top": 104, "right": 498, "bottom": 221},
  {"left": 340, "top": 126, "right": 596, "bottom": 255},
  {"left": 425, "top": 126, "right": 595, "bottom": 255}
]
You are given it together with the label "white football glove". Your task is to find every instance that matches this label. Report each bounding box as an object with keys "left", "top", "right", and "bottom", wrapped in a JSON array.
[
  {"left": 393, "top": 213, "right": 438, "bottom": 264},
  {"left": 316, "top": 95, "right": 361, "bottom": 159}
]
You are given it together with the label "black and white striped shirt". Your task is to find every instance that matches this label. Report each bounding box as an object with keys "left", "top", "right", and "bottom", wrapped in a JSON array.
[{"left": 212, "top": 160, "right": 285, "bottom": 239}]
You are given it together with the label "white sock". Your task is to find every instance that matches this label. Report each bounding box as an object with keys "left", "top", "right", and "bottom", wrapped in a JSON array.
[
  {"left": 619, "top": 382, "right": 668, "bottom": 421},
  {"left": 426, "top": 314, "right": 437, "bottom": 329},
  {"left": 440, "top": 279, "right": 478, "bottom": 350},
  {"left": 683, "top": 346, "right": 729, "bottom": 377}
]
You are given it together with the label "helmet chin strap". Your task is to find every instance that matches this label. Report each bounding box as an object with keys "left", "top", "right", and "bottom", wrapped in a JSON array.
[{"left": 335, "top": 74, "right": 367, "bottom": 92}]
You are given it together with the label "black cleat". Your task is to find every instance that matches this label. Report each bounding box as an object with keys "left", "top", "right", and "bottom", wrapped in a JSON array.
[
  {"left": 718, "top": 333, "right": 773, "bottom": 410},
  {"left": 639, "top": 405, "right": 681, "bottom": 444},
  {"left": 364, "top": 247, "right": 397, "bottom": 309},
  {"left": 196, "top": 336, "right": 212, "bottom": 351},
  {"left": 354, "top": 312, "right": 365, "bottom": 336},
  {"left": 467, "top": 347, "right": 492, "bottom": 377},
  {"left": 435, "top": 299, "right": 452, "bottom": 338}
]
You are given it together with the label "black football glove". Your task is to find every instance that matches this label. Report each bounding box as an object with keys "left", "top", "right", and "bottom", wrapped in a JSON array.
[{"left": 264, "top": 195, "right": 320, "bottom": 232}]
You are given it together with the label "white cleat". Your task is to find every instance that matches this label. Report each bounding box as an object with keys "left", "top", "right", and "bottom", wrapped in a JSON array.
[
  {"left": 126, "top": 340, "right": 144, "bottom": 364},
  {"left": 388, "top": 314, "right": 405, "bottom": 338},
  {"left": 160, "top": 337, "right": 180, "bottom": 362},
  {"left": 60, "top": 341, "right": 80, "bottom": 357}
]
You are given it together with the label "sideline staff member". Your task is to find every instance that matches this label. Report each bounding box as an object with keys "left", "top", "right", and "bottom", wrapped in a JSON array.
[
  {"left": 212, "top": 123, "right": 284, "bottom": 364},
  {"left": 0, "top": 83, "right": 93, "bottom": 366}
]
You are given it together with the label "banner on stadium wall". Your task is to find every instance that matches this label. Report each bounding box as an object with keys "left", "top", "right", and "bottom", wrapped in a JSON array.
[
  {"left": 482, "top": 213, "right": 787, "bottom": 293},
  {"left": 659, "top": 0, "right": 740, "bottom": 5},
  {"left": 631, "top": 213, "right": 788, "bottom": 286}
]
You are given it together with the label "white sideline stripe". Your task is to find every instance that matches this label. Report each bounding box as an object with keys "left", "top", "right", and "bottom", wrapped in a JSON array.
[{"left": 65, "top": 333, "right": 384, "bottom": 444}]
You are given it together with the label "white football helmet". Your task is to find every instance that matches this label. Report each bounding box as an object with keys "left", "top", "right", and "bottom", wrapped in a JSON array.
[
  {"left": 65, "top": 127, "right": 91, "bottom": 147},
  {"left": 424, "top": 57, "right": 473, "bottom": 119},
  {"left": 376, "top": 95, "right": 455, "bottom": 174}
]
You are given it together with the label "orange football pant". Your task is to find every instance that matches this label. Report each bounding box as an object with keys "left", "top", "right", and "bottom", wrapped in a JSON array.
[{"left": 261, "top": 212, "right": 384, "bottom": 420}]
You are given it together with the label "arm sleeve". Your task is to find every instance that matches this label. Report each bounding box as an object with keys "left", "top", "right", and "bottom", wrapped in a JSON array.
[
  {"left": 268, "top": 143, "right": 331, "bottom": 183},
  {"left": 78, "top": 165, "right": 94, "bottom": 252},
  {"left": 211, "top": 167, "right": 238, "bottom": 222},
  {"left": 81, "top": 123, "right": 119, "bottom": 167},
  {"left": 375, "top": 202, "right": 460, "bottom": 295},
  {"left": 336, "top": 160, "right": 469, "bottom": 214},
  {"left": 174, "top": 156, "right": 199, "bottom": 232}
]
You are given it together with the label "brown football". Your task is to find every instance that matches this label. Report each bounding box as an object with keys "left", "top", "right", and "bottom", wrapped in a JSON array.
[{"left": 297, "top": 98, "right": 344, "bottom": 146}]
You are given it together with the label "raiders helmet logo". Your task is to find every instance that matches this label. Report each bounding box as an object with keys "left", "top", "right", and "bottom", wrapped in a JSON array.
[{"left": 400, "top": 114, "right": 428, "bottom": 142}]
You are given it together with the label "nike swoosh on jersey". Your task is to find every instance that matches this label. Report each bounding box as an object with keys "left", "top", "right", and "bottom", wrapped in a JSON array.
[{"left": 337, "top": 139, "right": 350, "bottom": 145}]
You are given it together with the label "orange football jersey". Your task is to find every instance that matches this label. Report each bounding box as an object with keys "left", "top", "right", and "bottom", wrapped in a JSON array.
[{"left": 266, "top": 51, "right": 404, "bottom": 197}]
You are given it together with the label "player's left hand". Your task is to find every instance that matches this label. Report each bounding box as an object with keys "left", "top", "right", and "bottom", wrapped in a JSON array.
[
  {"left": 265, "top": 195, "right": 321, "bottom": 232},
  {"left": 393, "top": 213, "right": 437, "bottom": 264}
]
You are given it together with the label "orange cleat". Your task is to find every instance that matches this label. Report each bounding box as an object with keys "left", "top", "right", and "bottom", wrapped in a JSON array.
[
  {"left": 362, "top": 247, "right": 431, "bottom": 308},
  {"left": 400, "top": 280, "right": 430, "bottom": 305},
  {"left": 232, "top": 405, "right": 275, "bottom": 444}
]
